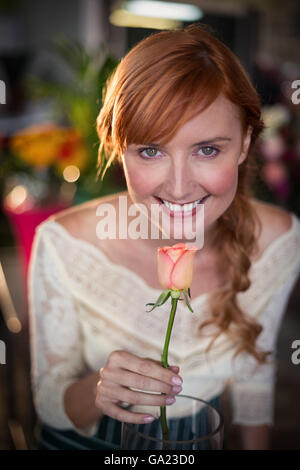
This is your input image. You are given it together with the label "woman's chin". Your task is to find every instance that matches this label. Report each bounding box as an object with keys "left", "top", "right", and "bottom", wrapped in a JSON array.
[{"left": 158, "top": 220, "right": 203, "bottom": 247}]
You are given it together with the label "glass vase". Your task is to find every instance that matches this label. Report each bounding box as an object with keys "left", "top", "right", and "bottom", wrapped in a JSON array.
[{"left": 121, "top": 394, "right": 224, "bottom": 450}]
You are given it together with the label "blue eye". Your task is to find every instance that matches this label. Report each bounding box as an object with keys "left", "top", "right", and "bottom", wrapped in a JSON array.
[
  {"left": 138, "top": 147, "right": 162, "bottom": 159},
  {"left": 197, "top": 146, "right": 219, "bottom": 158}
]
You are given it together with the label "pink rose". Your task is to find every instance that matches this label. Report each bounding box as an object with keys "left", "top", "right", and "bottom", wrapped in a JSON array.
[{"left": 157, "top": 243, "right": 198, "bottom": 291}]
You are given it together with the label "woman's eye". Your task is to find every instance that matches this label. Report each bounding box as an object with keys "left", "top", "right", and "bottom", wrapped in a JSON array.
[
  {"left": 197, "top": 146, "right": 219, "bottom": 157},
  {"left": 137, "top": 145, "right": 219, "bottom": 159},
  {"left": 139, "top": 147, "right": 162, "bottom": 158}
]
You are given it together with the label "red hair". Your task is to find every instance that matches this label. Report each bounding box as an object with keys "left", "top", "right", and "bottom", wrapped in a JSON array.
[{"left": 97, "top": 23, "right": 271, "bottom": 366}]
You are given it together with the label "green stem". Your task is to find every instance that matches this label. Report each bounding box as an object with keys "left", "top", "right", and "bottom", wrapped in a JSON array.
[
  {"left": 161, "top": 296, "right": 178, "bottom": 368},
  {"left": 160, "top": 405, "right": 169, "bottom": 443},
  {"left": 160, "top": 296, "right": 179, "bottom": 450}
]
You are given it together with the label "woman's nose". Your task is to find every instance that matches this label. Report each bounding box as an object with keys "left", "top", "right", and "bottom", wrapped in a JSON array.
[{"left": 165, "top": 157, "right": 194, "bottom": 200}]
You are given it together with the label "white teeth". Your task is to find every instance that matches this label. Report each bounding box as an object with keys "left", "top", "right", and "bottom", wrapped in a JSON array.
[{"left": 161, "top": 198, "right": 204, "bottom": 212}]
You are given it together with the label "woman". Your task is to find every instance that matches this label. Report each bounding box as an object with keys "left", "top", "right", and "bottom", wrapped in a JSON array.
[{"left": 28, "top": 24, "right": 300, "bottom": 450}]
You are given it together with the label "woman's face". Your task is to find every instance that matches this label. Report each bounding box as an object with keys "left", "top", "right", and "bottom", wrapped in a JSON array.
[{"left": 122, "top": 94, "right": 252, "bottom": 249}]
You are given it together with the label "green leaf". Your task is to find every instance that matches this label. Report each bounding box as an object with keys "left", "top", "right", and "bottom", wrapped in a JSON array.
[
  {"left": 145, "top": 289, "right": 171, "bottom": 312},
  {"left": 183, "top": 290, "right": 194, "bottom": 313},
  {"left": 188, "top": 287, "right": 191, "bottom": 299}
]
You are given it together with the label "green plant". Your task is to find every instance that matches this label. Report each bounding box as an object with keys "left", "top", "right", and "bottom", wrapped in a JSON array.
[{"left": 26, "top": 36, "right": 126, "bottom": 203}]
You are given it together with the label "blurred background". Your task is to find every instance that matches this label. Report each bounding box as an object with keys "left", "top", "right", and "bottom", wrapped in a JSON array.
[{"left": 0, "top": 0, "right": 299, "bottom": 450}]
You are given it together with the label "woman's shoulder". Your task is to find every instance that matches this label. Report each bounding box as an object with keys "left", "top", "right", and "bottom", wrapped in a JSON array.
[
  {"left": 48, "top": 191, "right": 126, "bottom": 241},
  {"left": 249, "top": 197, "right": 297, "bottom": 262}
]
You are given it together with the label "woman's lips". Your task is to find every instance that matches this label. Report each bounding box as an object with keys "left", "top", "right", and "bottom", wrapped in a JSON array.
[{"left": 154, "top": 195, "right": 210, "bottom": 218}]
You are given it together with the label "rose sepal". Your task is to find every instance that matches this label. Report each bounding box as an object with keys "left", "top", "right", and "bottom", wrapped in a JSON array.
[
  {"left": 145, "top": 289, "right": 171, "bottom": 312},
  {"left": 146, "top": 288, "right": 193, "bottom": 312},
  {"left": 183, "top": 290, "right": 194, "bottom": 312}
]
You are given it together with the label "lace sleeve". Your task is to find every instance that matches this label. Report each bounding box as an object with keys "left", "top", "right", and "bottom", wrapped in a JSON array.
[
  {"left": 27, "top": 223, "right": 98, "bottom": 437},
  {"left": 228, "top": 261, "right": 300, "bottom": 426}
]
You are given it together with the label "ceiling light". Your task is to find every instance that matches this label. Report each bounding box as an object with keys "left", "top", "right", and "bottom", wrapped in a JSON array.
[
  {"left": 110, "top": 1, "right": 203, "bottom": 29},
  {"left": 123, "top": 1, "right": 203, "bottom": 22},
  {"left": 110, "top": 9, "right": 180, "bottom": 29}
]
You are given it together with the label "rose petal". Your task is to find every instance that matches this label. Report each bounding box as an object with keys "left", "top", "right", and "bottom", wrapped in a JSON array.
[
  {"left": 167, "top": 246, "right": 185, "bottom": 263},
  {"left": 172, "top": 243, "right": 186, "bottom": 249},
  {"left": 157, "top": 250, "right": 174, "bottom": 289},
  {"left": 171, "top": 250, "right": 197, "bottom": 290}
]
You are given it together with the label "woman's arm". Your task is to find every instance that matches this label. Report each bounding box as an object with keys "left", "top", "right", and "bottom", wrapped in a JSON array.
[
  {"left": 28, "top": 223, "right": 102, "bottom": 434},
  {"left": 64, "top": 371, "right": 104, "bottom": 430}
]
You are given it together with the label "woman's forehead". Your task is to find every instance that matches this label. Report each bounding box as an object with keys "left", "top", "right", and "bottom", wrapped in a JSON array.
[
  {"left": 126, "top": 95, "right": 242, "bottom": 147},
  {"left": 178, "top": 95, "right": 241, "bottom": 127}
]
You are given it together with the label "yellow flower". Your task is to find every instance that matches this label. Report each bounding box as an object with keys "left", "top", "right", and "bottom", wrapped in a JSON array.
[
  {"left": 10, "top": 124, "right": 89, "bottom": 172},
  {"left": 10, "top": 123, "right": 65, "bottom": 167}
]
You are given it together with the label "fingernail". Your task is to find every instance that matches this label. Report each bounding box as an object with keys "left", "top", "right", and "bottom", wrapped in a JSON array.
[
  {"left": 165, "top": 396, "right": 176, "bottom": 405},
  {"left": 144, "top": 416, "right": 155, "bottom": 423},
  {"left": 172, "top": 385, "right": 182, "bottom": 393},
  {"left": 172, "top": 376, "right": 182, "bottom": 385}
]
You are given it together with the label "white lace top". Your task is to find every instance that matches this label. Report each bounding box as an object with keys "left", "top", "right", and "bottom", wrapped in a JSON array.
[{"left": 28, "top": 212, "right": 300, "bottom": 437}]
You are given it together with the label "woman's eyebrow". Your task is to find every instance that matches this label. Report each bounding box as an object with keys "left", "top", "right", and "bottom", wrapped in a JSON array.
[
  {"left": 190, "top": 137, "right": 232, "bottom": 147},
  {"left": 135, "top": 137, "right": 232, "bottom": 149}
]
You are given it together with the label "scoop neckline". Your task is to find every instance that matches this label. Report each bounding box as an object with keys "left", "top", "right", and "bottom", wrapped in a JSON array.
[{"left": 41, "top": 212, "right": 298, "bottom": 306}]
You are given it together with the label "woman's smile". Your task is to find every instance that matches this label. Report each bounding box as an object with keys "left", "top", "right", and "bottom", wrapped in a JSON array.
[{"left": 154, "top": 195, "right": 211, "bottom": 218}]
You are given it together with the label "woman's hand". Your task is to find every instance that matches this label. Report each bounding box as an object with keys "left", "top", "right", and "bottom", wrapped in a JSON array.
[{"left": 95, "top": 350, "right": 183, "bottom": 424}]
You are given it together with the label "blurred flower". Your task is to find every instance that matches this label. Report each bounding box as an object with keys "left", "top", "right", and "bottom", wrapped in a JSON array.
[
  {"left": 10, "top": 122, "right": 64, "bottom": 167},
  {"left": 0, "top": 38, "right": 125, "bottom": 213},
  {"left": 261, "top": 104, "right": 290, "bottom": 138},
  {"left": 260, "top": 133, "right": 286, "bottom": 161},
  {"left": 262, "top": 161, "right": 287, "bottom": 186},
  {"left": 10, "top": 123, "right": 88, "bottom": 172},
  {"left": 55, "top": 129, "right": 88, "bottom": 172},
  {"left": 261, "top": 161, "right": 290, "bottom": 201}
]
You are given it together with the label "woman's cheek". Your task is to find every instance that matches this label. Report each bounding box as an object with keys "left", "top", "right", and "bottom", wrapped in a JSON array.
[
  {"left": 204, "top": 164, "right": 239, "bottom": 196},
  {"left": 125, "top": 164, "right": 159, "bottom": 196}
]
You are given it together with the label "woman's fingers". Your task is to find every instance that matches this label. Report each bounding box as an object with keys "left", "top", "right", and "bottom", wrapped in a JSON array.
[
  {"left": 143, "top": 357, "right": 180, "bottom": 375},
  {"left": 101, "top": 384, "right": 176, "bottom": 408},
  {"left": 104, "top": 401, "right": 156, "bottom": 424},
  {"left": 169, "top": 365, "right": 180, "bottom": 374},
  {"left": 97, "top": 351, "right": 183, "bottom": 423},
  {"left": 109, "top": 351, "right": 182, "bottom": 387},
  {"left": 101, "top": 368, "right": 181, "bottom": 396}
]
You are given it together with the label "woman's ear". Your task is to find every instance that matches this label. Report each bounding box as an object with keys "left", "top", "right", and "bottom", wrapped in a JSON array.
[{"left": 238, "top": 126, "right": 253, "bottom": 165}]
